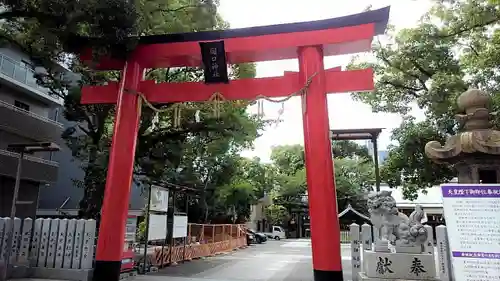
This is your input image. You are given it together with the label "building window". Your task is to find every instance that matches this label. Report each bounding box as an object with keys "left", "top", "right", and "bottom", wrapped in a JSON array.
[
  {"left": 14, "top": 100, "right": 29, "bottom": 111},
  {"left": 53, "top": 108, "right": 59, "bottom": 121}
]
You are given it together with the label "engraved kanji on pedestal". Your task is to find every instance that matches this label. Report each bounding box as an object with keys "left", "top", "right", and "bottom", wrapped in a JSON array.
[
  {"left": 18, "top": 218, "right": 33, "bottom": 265},
  {"left": 37, "top": 218, "right": 51, "bottom": 267},
  {"left": 0, "top": 217, "right": 98, "bottom": 274},
  {"left": 10, "top": 217, "right": 21, "bottom": 264},
  {"left": 55, "top": 219, "right": 68, "bottom": 268},
  {"left": 361, "top": 224, "right": 372, "bottom": 251},
  {"left": 350, "top": 223, "right": 362, "bottom": 278},
  {"left": 46, "top": 219, "right": 60, "bottom": 268},
  {"left": 71, "top": 219, "right": 85, "bottom": 269},
  {"left": 0, "top": 218, "right": 7, "bottom": 263},
  {"left": 63, "top": 219, "right": 76, "bottom": 269},
  {"left": 81, "top": 219, "right": 96, "bottom": 269},
  {"left": 30, "top": 218, "right": 43, "bottom": 267}
]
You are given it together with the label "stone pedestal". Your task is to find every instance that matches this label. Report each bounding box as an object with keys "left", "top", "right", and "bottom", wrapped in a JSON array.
[
  {"left": 358, "top": 272, "right": 439, "bottom": 281},
  {"left": 374, "top": 240, "right": 390, "bottom": 253},
  {"left": 361, "top": 250, "right": 437, "bottom": 280},
  {"left": 395, "top": 245, "right": 423, "bottom": 254}
]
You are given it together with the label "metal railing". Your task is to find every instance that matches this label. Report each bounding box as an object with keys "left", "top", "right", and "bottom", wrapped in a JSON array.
[
  {"left": 0, "top": 99, "right": 63, "bottom": 128},
  {"left": 0, "top": 148, "right": 59, "bottom": 166},
  {"left": 0, "top": 52, "right": 61, "bottom": 99}
]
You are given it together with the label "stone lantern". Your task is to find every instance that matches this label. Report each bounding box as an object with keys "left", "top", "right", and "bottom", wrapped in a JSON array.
[{"left": 425, "top": 89, "right": 500, "bottom": 183}]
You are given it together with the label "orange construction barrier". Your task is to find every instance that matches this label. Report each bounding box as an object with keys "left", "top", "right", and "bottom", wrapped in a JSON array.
[{"left": 152, "top": 223, "right": 247, "bottom": 267}]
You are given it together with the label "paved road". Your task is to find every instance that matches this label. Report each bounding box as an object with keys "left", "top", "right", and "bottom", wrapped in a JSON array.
[
  {"left": 13, "top": 241, "right": 442, "bottom": 281},
  {"left": 139, "top": 239, "right": 353, "bottom": 281}
]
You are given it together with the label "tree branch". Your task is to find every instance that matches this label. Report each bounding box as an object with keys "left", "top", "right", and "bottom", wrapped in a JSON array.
[
  {"left": 155, "top": 5, "right": 204, "bottom": 13},
  {"left": 407, "top": 59, "right": 434, "bottom": 79},
  {"left": 151, "top": 0, "right": 213, "bottom": 15},
  {"left": 380, "top": 81, "right": 421, "bottom": 98},
  {"left": 377, "top": 38, "right": 430, "bottom": 93},
  {"left": 78, "top": 125, "right": 90, "bottom": 135},
  {"left": 438, "top": 17, "right": 500, "bottom": 38}
]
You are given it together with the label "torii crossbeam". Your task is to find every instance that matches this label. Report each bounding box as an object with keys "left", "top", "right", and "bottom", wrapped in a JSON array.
[{"left": 79, "top": 7, "right": 390, "bottom": 281}]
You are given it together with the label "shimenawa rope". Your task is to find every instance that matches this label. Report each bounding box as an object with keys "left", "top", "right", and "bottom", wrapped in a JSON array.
[{"left": 126, "top": 72, "right": 318, "bottom": 127}]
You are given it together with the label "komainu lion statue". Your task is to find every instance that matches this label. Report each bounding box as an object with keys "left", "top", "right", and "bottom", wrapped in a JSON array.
[{"left": 367, "top": 190, "right": 428, "bottom": 249}]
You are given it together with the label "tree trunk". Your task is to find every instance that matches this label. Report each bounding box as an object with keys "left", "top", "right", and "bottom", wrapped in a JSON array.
[
  {"left": 78, "top": 166, "right": 105, "bottom": 219},
  {"left": 78, "top": 145, "right": 106, "bottom": 220}
]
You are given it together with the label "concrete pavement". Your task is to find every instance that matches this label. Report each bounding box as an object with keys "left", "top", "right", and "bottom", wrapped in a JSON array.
[
  {"left": 11, "top": 239, "right": 355, "bottom": 281},
  {"left": 145, "top": 239, "right": 353, "bottom": 281}
]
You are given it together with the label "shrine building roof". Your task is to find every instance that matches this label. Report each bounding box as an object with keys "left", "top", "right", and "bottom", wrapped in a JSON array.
[
  {"left": 330, "top": 128, "right": 384, "bottom": 141},
  {"left": 338, "top": 204, "right": 370, "bottom": 221}
]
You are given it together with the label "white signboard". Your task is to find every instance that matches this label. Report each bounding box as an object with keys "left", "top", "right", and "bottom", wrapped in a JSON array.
[
  {"left": 173, "top": 215, "right": 188, "bottom": 238},
  {"left": 147, "top": 214, "right": 167, "bottom": 241},
  {"left": 441, "top": 184, "right": 500, "bottom": 281},
  {"left": 125, "top": 217, "right": 137, "bottom": 242},
  {"left": 149, "top": 186, "right": 169, "bottom": 212}
]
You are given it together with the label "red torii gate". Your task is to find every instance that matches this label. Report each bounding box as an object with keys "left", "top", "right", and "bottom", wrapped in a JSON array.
[{"left": 79, "top": 7, "right": 389, "bottom": 281}]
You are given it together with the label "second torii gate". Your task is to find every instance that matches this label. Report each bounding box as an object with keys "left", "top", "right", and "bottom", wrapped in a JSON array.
[{"left": 79, "top": 7, "right": 390, "bottom": 281}]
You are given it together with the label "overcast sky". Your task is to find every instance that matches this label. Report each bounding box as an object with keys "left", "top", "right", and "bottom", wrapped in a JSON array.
[{"left": 218, "top": 0, "right": 432, "bottom": 162}]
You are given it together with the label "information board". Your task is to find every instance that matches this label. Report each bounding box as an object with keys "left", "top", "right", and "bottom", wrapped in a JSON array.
[
  {"left": 441, "top": 184, "right": 500, "bottom": 281},
  {"left": 173, "top": 215, "right": 188, "bottom": 238},
  {"left": 148, "top": 214, "right": 167, "bottom": 241},
  {"left": 149, "top": 186, "right": 169, "bottom": 212}
]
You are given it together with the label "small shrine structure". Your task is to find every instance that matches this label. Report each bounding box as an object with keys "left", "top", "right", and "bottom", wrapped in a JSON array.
[
  {"left": 338, "top": 204, "right": 370, "bottom": 226},
  {"left": 330, "top": 128, "right": 384, "bottom": 190}
]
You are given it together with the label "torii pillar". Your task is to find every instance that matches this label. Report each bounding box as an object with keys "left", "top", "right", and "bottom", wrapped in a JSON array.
[{"left": 79, "top": 7, "right": 390, "bottom": 281}]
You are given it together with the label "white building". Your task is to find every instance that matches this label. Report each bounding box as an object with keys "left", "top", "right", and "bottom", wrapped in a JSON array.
[{"left": 246, "top": 194, "right": 272, "bottom": 231}]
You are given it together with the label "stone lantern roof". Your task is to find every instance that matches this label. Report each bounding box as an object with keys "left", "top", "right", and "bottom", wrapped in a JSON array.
[{"left": 425, "top": 89, "right": 500, "bottom": 164}]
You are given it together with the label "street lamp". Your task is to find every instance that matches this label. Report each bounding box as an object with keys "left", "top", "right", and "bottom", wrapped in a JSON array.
[{"left": 1, "top": 142, "right": 60, "bottom": 280}]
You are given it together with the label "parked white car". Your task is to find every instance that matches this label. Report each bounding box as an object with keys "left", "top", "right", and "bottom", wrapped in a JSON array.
[{"left": 264, "top": 225, "right": 286, "bottom": 240}]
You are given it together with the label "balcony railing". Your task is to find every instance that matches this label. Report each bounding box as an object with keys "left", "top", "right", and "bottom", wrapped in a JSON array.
[
  {"left": 0, "top": 149, "right": 59, "bottom": 166},
  {"left": 0, "top": 99, "right": 63, "bottom": 128},
  {"left": 0, "top": 52, "right": 60, "bottom": 99}
]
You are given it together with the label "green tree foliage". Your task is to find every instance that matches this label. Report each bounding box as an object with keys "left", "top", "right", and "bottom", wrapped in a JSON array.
[
  {"left": 334, "top": 157, "right": 374, "bottom": 212},
  {"left": 0, "top": 0, "right": 264, "bottom": 220},
  {"left": 270, "top": 144, "right": 305, "bottom": 176},
  {"left": 268, "top": 145, "right": 307, "bottom": 213},
  {"left": 268, "top": 142, "right": 374, "bottom": 213},
  {"left": 0, "top": 0, "right": 139, "bottom": 59},
  {"left": 215, "top": 180, "right": 255, "bottom": 223},
  {"left": 264, "top": 204, "right": 288, "bottom": 226},
  {"left": 349, "top": 0, "right": 500, "bottom": 198},
  {"left": 235, "top": 157, "right": 276, "bottom": 198},
  {"left": 332, "top": 140, "right": 371, "bottom": 160},
  {"left": 380, "top": 117, "right": 455, "bottom": 200},
  {"left": 209, "top": 156, "right": 277, "bottom": 223},
  {"left": 272, "top": 168, "right": 307, "bottom": 212},
  {"left": 0, "top": 0, "right": 218, "bottom": 58}
]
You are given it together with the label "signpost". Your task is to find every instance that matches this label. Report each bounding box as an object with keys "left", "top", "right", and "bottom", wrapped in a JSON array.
[
  {"left": 121, "top": 216, "right": 137, "bottom": 273},
  {"left": 125, "top": 216, "right": 137, "bottom": 242},
  {"left": 200, "top": 41, "right": 229, "bottom": 84},
  {"left": 441, "top": 184, "right": 500, "bottom": 281},
  {"left": 142, "top": 185, "right": 168, "bottom": 272}
]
